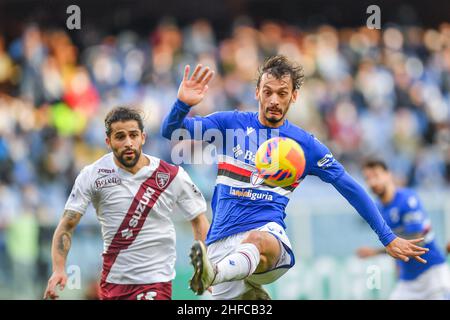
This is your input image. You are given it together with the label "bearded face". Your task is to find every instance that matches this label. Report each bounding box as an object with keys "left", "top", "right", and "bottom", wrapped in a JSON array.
[
  {"left": 106, "top": 120, "right": 146, "bottom": 169},
  {"left": 256, "top": 73, "right": 297, "bottom": 127}
]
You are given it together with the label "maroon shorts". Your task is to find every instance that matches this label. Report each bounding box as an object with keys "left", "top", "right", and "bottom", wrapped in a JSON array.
[{"left": 99, "top": 281, "right": 172, "bottom": 300}]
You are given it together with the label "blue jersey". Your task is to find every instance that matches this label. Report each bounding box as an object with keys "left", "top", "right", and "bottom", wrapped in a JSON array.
[
  {"left": 377, "top": 188, "right": 446, "bottom": 280},
  {"left": 162, "top": 100, "right": 396, "bottom": 248}
]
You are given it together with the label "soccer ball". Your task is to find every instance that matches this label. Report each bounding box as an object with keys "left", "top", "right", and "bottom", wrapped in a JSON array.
[{"left": 255, "top": 137, "right": 306, "bottom": 187}]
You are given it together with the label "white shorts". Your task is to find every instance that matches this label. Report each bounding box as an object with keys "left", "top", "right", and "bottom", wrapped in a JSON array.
[
  {"left": 206, "top": 222, "right": 295, "bottom": 300},
  {"left": 390, "top": 263, "right": 450, "bottom": 300}
]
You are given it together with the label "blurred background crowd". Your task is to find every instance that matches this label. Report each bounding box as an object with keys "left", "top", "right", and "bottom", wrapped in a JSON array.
[{"left": 0, "top": 0, "right": 449, "bottom": 299}]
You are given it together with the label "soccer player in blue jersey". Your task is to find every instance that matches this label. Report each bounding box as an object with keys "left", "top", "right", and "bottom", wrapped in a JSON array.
[
  {"left": 161, "top": 55, "right": 429, "bottom": 300},
  {"left": 357, "top": 160, "right": 450, "bottom": 299}
]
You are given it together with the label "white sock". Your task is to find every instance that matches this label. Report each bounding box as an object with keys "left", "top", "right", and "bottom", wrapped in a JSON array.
[{"left": 213, "top": 243, "right": 260, "bottom": 285}]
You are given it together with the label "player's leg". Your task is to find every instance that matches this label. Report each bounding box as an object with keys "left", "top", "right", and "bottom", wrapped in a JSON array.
[
  {"left": 389, "top": 279, "right": 423, "bottom": 300},
  {"left": 390, "top": 264, "right": 450, "bottom": 300},
  {"left": 194, "top": 232, "right": 260, "bottom": 300},
  {"left": 238, "top": 280, "right": 271, "bottom": 300},
  {"left": 211, "top": 230, "right": 281, "bottom": 284},
  {"left": 389, "top": 282, "right": 408, "bottom": 300},
  {"left": 189, "top": 228, "right": 282, "bottom": 296},
  {"left": 211, "top": 229, "right": 293, "bottom": 300},
  {"left": 241, "top": 227, "right": 296, "bottom": 299},
  {"left": 422, "top": 264, "right": 450, "bottom": 300}
]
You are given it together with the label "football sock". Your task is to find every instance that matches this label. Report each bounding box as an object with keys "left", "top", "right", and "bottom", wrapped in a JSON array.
[{"left": 213, "top": 243, "right": 260, "bottom": 285}]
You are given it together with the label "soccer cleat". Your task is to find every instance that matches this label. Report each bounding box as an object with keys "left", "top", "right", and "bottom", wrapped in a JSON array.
[{"left": 189, "top": 240, "right": 216, "bottom": 295}]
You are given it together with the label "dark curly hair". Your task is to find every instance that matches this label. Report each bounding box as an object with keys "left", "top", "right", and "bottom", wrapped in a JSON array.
[
  {"left": 363, "top": 159, "right": 389, "bottom": 171},
  {"left": 105, "top": 107, "right": 144, "bottom": 137},
  {"left": 256, "top": 55, "right": 305, "bottom": 90}
]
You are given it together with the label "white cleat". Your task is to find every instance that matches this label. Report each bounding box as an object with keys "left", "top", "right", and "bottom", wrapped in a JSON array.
[{"left": 189, "top": 240, "right": 216, "bottom": 295}]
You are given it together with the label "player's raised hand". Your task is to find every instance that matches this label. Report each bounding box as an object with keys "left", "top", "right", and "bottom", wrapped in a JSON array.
[
  {"left": 177, "top": 64, "right": 214, "bottom": 106},
  {"left": 44, "top": 270, "right": 68, "bottom": 300},
  {"left": 385, "top": 237, "right": 429, "bottom": 264}
]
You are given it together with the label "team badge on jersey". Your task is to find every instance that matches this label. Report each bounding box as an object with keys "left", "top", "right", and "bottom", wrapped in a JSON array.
[
  {"left": 250, "top": 170, "right": 264, "bottom": 186},
  {"left": 156, "top": 172, "right": 170, "bottom": 189}
]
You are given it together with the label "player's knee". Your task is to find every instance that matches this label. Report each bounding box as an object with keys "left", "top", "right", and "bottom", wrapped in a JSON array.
[
  {"left": 242, "top": 231, "right": 265, "bottom": 252},
  {"left": 242, "top": 231, "right": 278, "bottom": 271},
  {"left": 256, "top": 254, "right": 271, "bottom": 272}
]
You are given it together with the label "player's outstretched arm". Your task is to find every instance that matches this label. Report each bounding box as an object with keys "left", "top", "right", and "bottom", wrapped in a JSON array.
[
  {"left": 44, "top": 210, "right": 82, "bottom": 300},
  {"left": 178, "top": 64, "right": 214, "bottom": 107},
  {"left": 331, "top": 172, "right": 429, "bottom": 263},
  {"left": 308, "top": 138, "right": 429, "bottom": 264},
  {"left": 190, "top": 213, "right": 210, "bottom": 242}
]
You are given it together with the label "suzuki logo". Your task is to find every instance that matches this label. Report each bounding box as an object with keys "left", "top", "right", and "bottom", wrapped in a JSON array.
[{"left": 121, "top": 228, "right": 133, "bottom": 240}]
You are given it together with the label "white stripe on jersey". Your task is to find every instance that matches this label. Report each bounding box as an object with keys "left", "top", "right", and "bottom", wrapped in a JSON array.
[
  {"left": 215, "top": 175, "right": 291, "bottom": 197},
  {"left": 216, "top": 154, "right": 294, "bottom": 197},
  {"left": 217, "top": 154, "right": 256, "bottom": 171}
]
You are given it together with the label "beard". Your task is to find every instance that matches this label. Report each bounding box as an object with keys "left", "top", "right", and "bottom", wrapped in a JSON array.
[
  {"left": 114, "top": 148, "right": 141, "bottom": 168},
  {"left": 264, "top": 106, "right": 286, "bottom": 124},
  {"left": 261, "top": 97, "right": 292, "bottom": 125}
]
